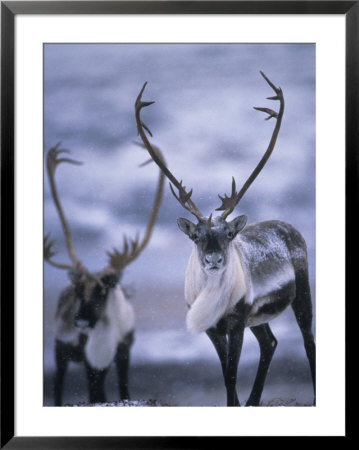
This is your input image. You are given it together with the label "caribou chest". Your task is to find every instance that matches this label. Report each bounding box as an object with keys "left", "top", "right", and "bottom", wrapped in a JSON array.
[{"left": 184, "top": 243, "right": 249, "bottom": 333}]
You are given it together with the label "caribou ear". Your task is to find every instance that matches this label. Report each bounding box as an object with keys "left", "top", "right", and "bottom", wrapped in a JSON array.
[
  {"left": 177, "top": 218, "right": 197, "bottom": 238},
  {"left": 228, "top": 215, "right": 247, "bottom": 237}
]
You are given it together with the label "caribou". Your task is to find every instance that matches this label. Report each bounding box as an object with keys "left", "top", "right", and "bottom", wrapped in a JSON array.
[
  {"left": 44, "top": 143, "right": 164, "bottom": 406},
  {"left": 134, "top": 72, "right": 316, "bottom": 406}
]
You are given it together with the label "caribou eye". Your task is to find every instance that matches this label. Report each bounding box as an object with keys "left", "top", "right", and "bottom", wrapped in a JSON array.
[
  {"left": 227, "top": 231, "right": 234, "bottom": 240},
  {"left": 191, "top": 233, "right": 199, "bottom": 243}
]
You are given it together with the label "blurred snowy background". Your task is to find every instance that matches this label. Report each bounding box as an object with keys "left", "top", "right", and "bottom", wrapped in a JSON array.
[{"left": 44, "top": 43, "right": 315, "bottom": 406}]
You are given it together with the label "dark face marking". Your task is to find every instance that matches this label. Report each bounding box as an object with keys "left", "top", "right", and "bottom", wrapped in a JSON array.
[
  {"left": 177, "top": 215, "right": 247, "bottom": 274},
  {"left": 69, "top": 271, "right": 120, "bottom": 329}
]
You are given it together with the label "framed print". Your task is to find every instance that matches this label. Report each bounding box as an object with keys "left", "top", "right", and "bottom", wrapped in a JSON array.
[{"left": 1, "top": 1, "right": 356, "bottom": 447}]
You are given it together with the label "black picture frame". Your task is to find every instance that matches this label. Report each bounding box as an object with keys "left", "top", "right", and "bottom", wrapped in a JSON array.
[{"left": 1, "top": 1, "right": 355, "bottom": 447}]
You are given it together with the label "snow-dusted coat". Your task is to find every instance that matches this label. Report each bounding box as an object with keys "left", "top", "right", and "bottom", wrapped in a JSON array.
[{"left": 184, "top": 220, "right": 306, "bottom": 333}]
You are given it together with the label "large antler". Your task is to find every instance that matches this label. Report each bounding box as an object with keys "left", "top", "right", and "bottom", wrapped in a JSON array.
[
  {"left": 99, "top": 144, "right": 166, "bottom": 275},
  {"left": 216, "top": 71, "right": 285, "bottom": 219},
  {"left": 135, "top": 73, "right": 284, "bottom": 226},
  {"left": 44, "top": 143, "right": 86, "bottom": 272},
  {"left": 135, "top": 83, "right": 212, "bottom": 228}
]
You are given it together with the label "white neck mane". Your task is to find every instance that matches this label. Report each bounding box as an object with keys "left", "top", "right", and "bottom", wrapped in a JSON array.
[
  {"left": 184, "top": 242, "right": 248, "bottom": 333},
  {"left": 85, "top": 286, "right": 135, "bottom": 369}
]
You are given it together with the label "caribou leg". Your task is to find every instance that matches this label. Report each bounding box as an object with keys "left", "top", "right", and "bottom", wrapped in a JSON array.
[
  {"left": 246, "top": 323, "right": 277, "bottom": 406},
  {"left": 206, "top": 326, "right": 240, "bottom": 406},
  {"left": 115, "top": 331, "right": 134, "bottom": 401},
  {"left": 85, "top": 362, "right": 108, "bottom": 404},
  {"left": 225, "top": 301, "right": 250, "bottom": 406},
  {"left": 54, "top": 339, "right": 70, "bottom": 406},
  {"left": 292, "top": 268, "right": 316, "bottom": 405},
  {"left": 226, "top": 326, "right": 245, "bottom": 406}
]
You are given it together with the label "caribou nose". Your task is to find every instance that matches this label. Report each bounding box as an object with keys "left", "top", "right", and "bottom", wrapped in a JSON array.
[
  {"left": 74, "top": 318, "right": 90, "bottom": 329},
  {"left": 205, "top": 254, "right": 223, "bottom": 265}
]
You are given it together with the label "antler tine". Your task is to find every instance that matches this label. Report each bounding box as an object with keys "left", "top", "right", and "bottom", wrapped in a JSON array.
[
  {"left": 135, "top": 82, "right": 206, "bottom": 223},
  {"left": 46, "top": 144, "right": 86, "bottom": 272},
  {"left": 218, "top": 71, "right": 285, "bottom": 219},
  {"left": 215, "top": 176, "right": 238, "bottom": 215},
  {"left": 102, "top": 231, "right": 139, "bottom": 274},
  {"left": 43, "top": 233, "right": 77, "bottom": 270},
  {"left": 47, "top": 142, "right": 83, "bottom": 173},
  {"left": 104, "top": 248, "right": 127, "bottom": 274}
]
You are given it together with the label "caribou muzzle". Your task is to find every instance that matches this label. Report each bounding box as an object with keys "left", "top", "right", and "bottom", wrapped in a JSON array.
[
  {"left": 204, "top": 252, "right": 224, "bottom": 272},
  {"left": 74, "top": 317, "right": 91, "bottom": 330}
]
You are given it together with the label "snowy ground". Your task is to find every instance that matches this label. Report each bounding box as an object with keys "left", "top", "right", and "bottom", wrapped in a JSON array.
[
  {"left": 44, "top": 358, "right": 314, "bottom": 407},
  {"left": 44, "top": 286, "right": 315, "bottom": 407}
]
